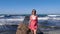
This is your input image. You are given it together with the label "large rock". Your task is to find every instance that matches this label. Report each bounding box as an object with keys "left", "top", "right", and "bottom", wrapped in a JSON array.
[
  {"left": 16, "top": 23, "right": 33, "bottom": 34},
  {"left": 16, "top": 16, "right": 33, "bottom": 34}
]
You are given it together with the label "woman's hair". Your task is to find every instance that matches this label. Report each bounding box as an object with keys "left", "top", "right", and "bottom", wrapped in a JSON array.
[{"left": 32, "top": 9, "right": 36, "bottom": 15}]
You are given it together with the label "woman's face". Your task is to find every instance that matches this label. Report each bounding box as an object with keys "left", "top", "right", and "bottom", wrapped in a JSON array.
[{"left": 32, "top": 11, "right": 36, "bottom": 15}]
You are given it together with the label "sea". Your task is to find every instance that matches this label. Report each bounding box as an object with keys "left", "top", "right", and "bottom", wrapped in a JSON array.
[{"left": 0, "top": 14, "right": 60, "bottom": 34}]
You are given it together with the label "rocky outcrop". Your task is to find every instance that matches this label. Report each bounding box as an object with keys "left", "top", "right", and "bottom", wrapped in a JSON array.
[
  {"left": 16, "top": 16, "right": 33, "bottom": 34},
  {"left": 16, "top": 23, "right": 33, "bottom": 34}
]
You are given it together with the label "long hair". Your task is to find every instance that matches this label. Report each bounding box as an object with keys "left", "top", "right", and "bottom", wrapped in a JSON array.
[{"left": 32, "top": 9, "right": 36, "bottom": 15}]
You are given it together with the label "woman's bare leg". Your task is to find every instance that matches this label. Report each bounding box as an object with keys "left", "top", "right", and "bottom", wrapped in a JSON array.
[
  {"left": 34, "top": 30, "right": 37, "bottom": 34},
  {"left": 31, "top": 30, "right": 34, "bottom": 34}
]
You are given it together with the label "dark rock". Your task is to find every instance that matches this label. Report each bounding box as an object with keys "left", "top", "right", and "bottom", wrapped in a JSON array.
[
  {"left": 23, "top": 16, "right": 30, "bottom": 25},
  {"left": 37, "top": 28, "right": 44, "bottom": 34}
]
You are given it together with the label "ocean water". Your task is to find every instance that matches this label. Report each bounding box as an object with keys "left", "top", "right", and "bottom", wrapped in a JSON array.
[{"left": 0, "top": 14, "right": 60, "bottom": 34}]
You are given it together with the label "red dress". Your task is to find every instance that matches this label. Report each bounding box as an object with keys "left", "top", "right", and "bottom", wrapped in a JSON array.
[{"left": 29, "top": 15, "right": 38, "bottom": 30}]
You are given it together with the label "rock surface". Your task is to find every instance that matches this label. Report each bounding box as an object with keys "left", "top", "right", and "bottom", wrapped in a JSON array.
[{"left": 16, "top": 23, "right": 33, "bottom": 34}]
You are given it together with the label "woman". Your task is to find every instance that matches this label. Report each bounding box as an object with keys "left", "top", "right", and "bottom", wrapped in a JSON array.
[{"left": 29, "top": 9, "right": 38, "bottom": 34}]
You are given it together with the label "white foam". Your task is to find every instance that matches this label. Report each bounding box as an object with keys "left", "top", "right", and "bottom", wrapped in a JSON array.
[
  {"left": 38, "top": 17, "right": 49, "bottom": 20},
  {"left": 6, "top": 19, "right": 24, "bottom": 21},
  {"left": 48, "top": 15, "right": 60, "bottom": 17},
  {"left": 0, "top": 15, "right": 4, "bottom": 17}
]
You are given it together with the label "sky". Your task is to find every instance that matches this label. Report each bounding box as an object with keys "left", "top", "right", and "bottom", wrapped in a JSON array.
[{"left": 0, "top": 0, "right": 60, "bottom": 14}]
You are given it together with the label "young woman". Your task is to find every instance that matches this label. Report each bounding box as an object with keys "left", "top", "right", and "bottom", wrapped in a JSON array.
[{"left": 29, "top": 9, "right": 38, "bottom": 34}]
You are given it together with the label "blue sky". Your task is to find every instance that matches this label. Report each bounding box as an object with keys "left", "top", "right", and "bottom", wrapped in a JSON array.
[{"left": 0, "top": 0, "right": 60, "bottom": 14}]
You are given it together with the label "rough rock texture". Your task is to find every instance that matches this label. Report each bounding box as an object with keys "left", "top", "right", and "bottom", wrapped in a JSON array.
[
  {"left": 16, "top": 16, "right": 33, "bottom": 34},
  {"left": 16, "top": 23, "right": 33, "bottom": 34}
]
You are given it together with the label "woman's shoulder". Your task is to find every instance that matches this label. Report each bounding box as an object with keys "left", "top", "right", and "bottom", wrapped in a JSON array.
[{"left": 35, "top": 15, "right": 38, "bottom": 17}]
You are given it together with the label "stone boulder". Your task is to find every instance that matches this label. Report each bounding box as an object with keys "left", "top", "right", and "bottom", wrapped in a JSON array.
[{"left": 16, "top": 23, "right": 33, "bottom": 34}]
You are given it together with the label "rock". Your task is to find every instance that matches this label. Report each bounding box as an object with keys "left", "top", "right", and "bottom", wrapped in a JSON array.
[
  {"left": 16, "top": 23, "right": 33, "bottom": 34},
  {"left": 16, "top": 16, "right": 32, "bottom": 34}
]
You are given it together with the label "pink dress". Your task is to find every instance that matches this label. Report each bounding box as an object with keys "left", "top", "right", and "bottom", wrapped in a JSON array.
[{"left": 29, "top": 15, "right": 38, "bottom": 30}]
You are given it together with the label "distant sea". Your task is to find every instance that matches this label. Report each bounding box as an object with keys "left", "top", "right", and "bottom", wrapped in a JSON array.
[{"left": 0, "top": 14, "right": 60, "bottom": 34}]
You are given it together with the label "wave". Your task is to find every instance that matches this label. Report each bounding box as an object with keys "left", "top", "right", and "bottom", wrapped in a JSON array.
[
  {"left": 47, "top": 15, "right": 60, "bottom": 17},
  {"left": 0, "top": 14, "right": 60, "bottom": 26}
]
